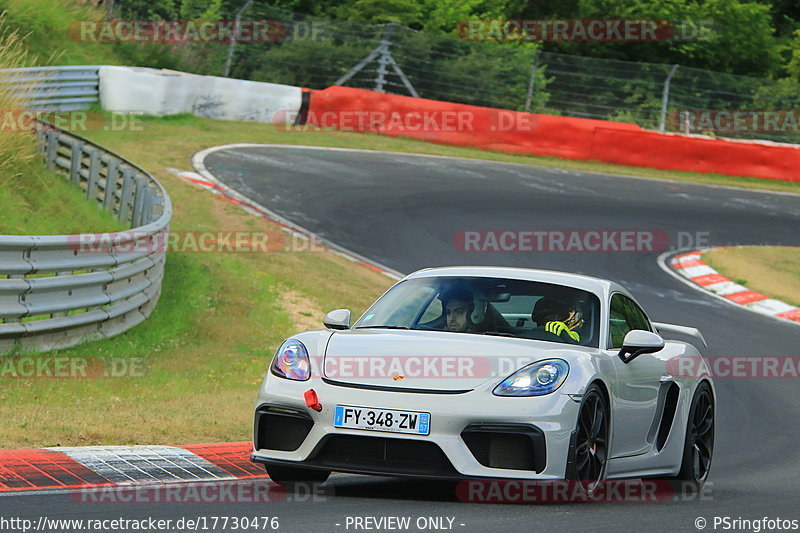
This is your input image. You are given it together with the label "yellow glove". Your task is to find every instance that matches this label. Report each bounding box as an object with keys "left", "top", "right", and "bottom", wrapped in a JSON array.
[{"left": 545, "top": 321, "right": 580, "bottom": 342}]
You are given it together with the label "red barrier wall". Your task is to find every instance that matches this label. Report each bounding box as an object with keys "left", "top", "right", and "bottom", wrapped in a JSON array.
[
  {"left": 591, "top": 127, "right": 800, "bottom": 180},
  {"left": 305, "top": 86, "right": 800, "bottom": 183}
]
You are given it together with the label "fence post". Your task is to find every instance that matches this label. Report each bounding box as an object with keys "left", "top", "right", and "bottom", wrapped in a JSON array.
[
  {"left": 374, "top": 23, "right": 398, "bottom": 93},
  {"left": 659, "top": 64, "right": 680, "bottom": 132},
  {"left": 223, "top": 0, "right": 254, "bottom": 77},
  {"left": 525, "top": 50, "right": 541, "bottom": 112}
]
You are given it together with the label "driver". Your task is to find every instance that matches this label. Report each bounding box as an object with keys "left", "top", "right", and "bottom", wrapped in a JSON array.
[
  {"left": 440, "top": 288, "right": 475, "bottom": 332},
  {"left": 532, "top": 297, "right": 582, "bottom": 342}
]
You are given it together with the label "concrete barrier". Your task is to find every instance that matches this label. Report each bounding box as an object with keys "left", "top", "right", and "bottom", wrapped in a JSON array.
[
  {"left": 99, "top": 66, "right": 302, "bottom": 122},
  {"left": 99, "top": 69, "right": 800, "bottom": 182}
]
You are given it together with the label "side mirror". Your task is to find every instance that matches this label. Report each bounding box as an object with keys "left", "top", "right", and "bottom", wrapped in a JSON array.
[
  {"left": 618, "top": 330, "right": 664, "bottom": 364},
  {"left": 323, "top": 309, "right": 351, "bottom": 330}
]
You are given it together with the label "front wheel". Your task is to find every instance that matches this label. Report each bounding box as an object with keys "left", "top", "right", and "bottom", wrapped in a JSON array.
[
  {"left": 671, "top": 381, "right": 714, "bottom": 492},
  {"left": 567, "top": 383, "right": 609, "bottom": 491},
  {"left": 265, "top": 464, "right": 331, "bottom": 486}
]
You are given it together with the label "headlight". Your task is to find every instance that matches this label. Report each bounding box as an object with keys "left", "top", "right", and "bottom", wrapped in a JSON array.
[
  {"left": 494, "top": 359, "right": 569, "bottom": 396},
  {"left": 270, "top": 339, "right": 311, "bottom": 380}
]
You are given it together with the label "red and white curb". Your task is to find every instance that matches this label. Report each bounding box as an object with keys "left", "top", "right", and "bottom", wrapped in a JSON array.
[
  {"left": 0, "top": 442, "right": 264, "bottom": 492},
  {"left": 667, "top": 249, "right": 800, "bottom": 325}
]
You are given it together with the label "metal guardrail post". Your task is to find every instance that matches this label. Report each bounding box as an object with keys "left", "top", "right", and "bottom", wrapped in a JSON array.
[
  {"left": 117, "top": 168, "right": 135, "bottom": 224},
  {"left": 87, "top": 150, "right": 101, "bottom": 201},
  {"left": 46, "top": 131, "right": 58, "bottom": 170},
  {"left": 104, "top": 158, "right": 119, "bottom": 210},
  {"left": 131, "top": 177, "right": 147, "bottom": 228},
  {"left": 142, "top": 188, "right": 154, "bottom": 225},
  {"left": 70, "top": 141, "right": 84, "bottom": 186}
]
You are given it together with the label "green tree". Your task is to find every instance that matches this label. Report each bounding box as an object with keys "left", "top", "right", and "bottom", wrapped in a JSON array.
[{"left": 511, "top": 0, "right": 781, "bottom": 76}]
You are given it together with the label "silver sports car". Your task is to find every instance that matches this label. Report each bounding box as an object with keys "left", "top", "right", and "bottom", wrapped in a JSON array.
[{"left": 250, "top": 267, "right": 714, "bottom": 491}]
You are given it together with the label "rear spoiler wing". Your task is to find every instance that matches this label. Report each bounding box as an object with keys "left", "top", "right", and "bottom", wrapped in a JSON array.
[{"left": 652, "top": 322, "right": 707, "bottom": 348}]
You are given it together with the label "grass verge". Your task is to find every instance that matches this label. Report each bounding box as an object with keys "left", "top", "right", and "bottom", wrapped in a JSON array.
[
  {"left": 0, "top": 13, "right": 126, "bottom": 235},
  {"left": 703, "top": 246, "right": 800, "bottom": 308}
]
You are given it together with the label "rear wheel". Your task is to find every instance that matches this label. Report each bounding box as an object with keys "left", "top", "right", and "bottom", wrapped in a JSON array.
[
  {"left": 265, "top": 464, "right": 330, "bottom": 486},
  {"left": 567, "top": 383, "right": 609, "bottom": 491},
  {"left": 671, "top": 382, "right": 714, "bottom": 492}
]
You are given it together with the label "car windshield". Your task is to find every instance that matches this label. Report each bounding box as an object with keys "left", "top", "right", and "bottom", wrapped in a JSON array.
[{"left": 354, "top": 276, "right": 601, "bottom": 347}]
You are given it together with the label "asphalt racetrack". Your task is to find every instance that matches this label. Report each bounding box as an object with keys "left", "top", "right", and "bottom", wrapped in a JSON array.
[{"left": 5, "top": 146, "right": 800, "bottom": 532}]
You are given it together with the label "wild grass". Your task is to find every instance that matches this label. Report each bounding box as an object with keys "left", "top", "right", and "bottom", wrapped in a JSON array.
[
  {"left": 0, "top": 14, "right": 126, "bottom": 234},
  {"left": 704, "top": 246, "right": 800, "bottom": 307},
  {"left": 0, "top": 18, "right": 38, "bottom": 179}
]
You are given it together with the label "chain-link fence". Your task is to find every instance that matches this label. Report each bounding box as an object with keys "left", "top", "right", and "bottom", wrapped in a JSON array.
[
  {"left": 218, "top": 4, "right": 545, "bottom": 113},
  {"left": 536, "top": 51, "right": 800, "bottom": 143},
  {"left": 119, "top": 3, "right": 800, "bottom": 144}
]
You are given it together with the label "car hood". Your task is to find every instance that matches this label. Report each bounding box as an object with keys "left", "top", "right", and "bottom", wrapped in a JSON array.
[{"left": 322, "top": 329, "right": 583, "bottom": 391}]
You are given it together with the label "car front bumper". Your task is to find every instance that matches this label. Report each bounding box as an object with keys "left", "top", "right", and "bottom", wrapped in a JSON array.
[{"left": 250, "top": 375, "right": 581, "bottom": 480}]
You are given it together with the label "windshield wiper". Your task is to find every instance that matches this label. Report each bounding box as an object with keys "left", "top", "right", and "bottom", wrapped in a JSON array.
[
  {"left": 482, "top": 331, "right": 518, "bottom": 338},
  {"left": 355, "top": 325, "right": 411, "bottom": 330}
]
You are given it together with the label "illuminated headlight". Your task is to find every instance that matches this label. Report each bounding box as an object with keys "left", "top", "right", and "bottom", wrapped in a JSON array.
[
  {"left": 494, "top": 359, "right": 569, "bottom": 396},
  {"left": 270, "top": 340, "right": 310, "bottom": 381}
]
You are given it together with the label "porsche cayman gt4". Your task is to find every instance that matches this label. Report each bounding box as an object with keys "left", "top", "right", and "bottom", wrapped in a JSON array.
[{"left": 251, "top": 267, "right": 714, "bottom": 491}]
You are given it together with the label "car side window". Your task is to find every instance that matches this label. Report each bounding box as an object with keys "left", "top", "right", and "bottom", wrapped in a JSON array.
[
  {"left": 609, "top": 294, "right": 652, "bottom": 349},
  {"left": 419, "top": 298, "right": 442, "bottom": 323}
]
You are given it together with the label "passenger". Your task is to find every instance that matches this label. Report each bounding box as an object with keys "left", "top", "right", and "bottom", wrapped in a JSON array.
[
  {"left": 532, "top": 297, "right": 581, "bottom": 342},
  {"left": 440, "top": 288, "right": 475, "bottom": 332}
]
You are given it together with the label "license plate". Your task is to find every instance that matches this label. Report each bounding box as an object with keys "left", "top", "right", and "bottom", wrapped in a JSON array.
[{"left": 333, "top": 405, "right": 430, "bottom": 435}]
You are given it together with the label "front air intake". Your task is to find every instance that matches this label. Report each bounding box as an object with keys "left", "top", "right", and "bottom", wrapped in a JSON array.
[
  {"left": 461, "top": 423, "right": 546, "bottom": 472},
  {"left": 255, "top": 406, "right": 313, "bottom": 452}
]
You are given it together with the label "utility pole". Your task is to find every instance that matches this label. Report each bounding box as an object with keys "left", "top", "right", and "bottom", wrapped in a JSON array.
[{"left": 224, "top": 0, "right": 254, "bottom": 77}]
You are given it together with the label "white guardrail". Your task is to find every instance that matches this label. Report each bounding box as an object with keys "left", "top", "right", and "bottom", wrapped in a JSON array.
[
  {"left": 0, "top": 66, "right": 172, "bottom": 353},
  {"left": 0, "top": 65, "right": 102, "bottom": 110}
]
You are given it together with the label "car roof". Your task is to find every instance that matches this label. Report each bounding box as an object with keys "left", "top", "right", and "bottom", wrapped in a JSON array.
[{"left": 402, "top": 266, "right": 627, "bottom": 299}]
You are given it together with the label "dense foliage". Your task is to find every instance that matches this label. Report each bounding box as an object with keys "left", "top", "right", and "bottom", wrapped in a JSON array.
[{"left": 111, "top": 0, "right": 799, "bottom": 79}]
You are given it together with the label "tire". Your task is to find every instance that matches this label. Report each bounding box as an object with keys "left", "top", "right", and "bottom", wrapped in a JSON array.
[
  {"left": 567, "top": 383, "right": 610, "bottom": 490},
  {"left": 671, "top": 381, "right": 714, "bottom": 493},
  {"left": 265, "top": 464, "right": 331, "bottom": 486}
]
